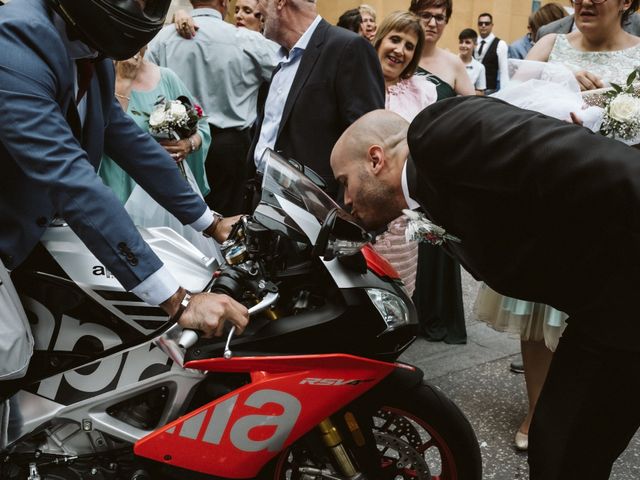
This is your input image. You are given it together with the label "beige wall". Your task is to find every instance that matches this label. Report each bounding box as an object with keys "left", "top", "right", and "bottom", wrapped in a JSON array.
[
  {"left": 318, "top": 0, "right": 564, "bottom": 51},
  {"left": 169, "top": 0, "right": 564, "bottom": 51}
]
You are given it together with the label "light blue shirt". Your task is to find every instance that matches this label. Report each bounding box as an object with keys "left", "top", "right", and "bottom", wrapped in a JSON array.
[
  {"left": 254, "top": 15, "right": 322, "bottom": 171},
  {"left": 147, "top": 8, "right": 278, "bottom": 129}
]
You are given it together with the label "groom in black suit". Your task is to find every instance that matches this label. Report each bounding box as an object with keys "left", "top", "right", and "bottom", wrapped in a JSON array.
[{"left": 330, "top": 96, "right": 640, "bottom": 480}]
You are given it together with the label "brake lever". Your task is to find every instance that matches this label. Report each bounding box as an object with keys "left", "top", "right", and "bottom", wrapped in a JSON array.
[
  {"left": 223, "top": 291, "right": 279, "bottom": 359},
  {"left": 178, "top": 291, "right": 280, "bottom": 353}
]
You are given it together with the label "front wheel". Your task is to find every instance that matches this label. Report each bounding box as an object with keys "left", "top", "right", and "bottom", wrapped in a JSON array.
[{"left": 268, "top": 382, "right": 482, "bottom": 480}]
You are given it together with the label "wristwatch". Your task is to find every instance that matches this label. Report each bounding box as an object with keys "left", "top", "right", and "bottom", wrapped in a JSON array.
[
  {"left": 204, "top": 211, "right": 224, "bottom": 238},
  {"left": 171, "top": 291, "right": 192, "bottom": 325}
]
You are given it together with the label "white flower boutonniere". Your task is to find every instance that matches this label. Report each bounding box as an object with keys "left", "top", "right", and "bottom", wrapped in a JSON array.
[{"left": 403, "top": 209, "right": 461, "bottom": 246}]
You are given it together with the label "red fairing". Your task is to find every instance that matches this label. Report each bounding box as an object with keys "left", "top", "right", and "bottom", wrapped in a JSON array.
[
  {"left": 361, "top": 244, "right": 400, "bottom": 280},
  {"left": 134, "top": 354, "right": 396, "bottom": 478}
]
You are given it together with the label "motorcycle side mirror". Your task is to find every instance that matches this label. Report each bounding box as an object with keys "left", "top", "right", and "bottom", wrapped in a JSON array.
[
  {"left": 314, "top": 208, "right": 371, "bottom": 262},
  {"left": 285, "top": 157, "right": 328, "bottom": 191}
]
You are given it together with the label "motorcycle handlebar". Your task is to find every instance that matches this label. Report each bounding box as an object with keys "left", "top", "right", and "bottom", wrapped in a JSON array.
[{"left": 178, "top": 291, "right": 280, "bottom": 353}]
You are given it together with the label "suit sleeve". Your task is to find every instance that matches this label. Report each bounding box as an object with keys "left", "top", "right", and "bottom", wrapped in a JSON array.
[
  {"left": 0, "top": 19, "right": 167, "bottom": 291},
  {"left": 335, "top": 35, "right": 385, "bottom": 129}
]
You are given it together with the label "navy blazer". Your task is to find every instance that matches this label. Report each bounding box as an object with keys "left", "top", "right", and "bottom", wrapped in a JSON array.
[
  {"left": 249, "top": 19, "right": 385, "bottom": 196},
  {"left": 0, "top": 0, "right": 208, "bottom": 290}
]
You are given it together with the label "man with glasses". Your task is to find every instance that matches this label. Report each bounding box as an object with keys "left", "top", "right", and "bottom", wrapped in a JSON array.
[
  {"left": 536, "top": 0, "right": 640, "bottom": 40},
  {"left": 475, "top": 12, "right": 508, "bottom": 94}
]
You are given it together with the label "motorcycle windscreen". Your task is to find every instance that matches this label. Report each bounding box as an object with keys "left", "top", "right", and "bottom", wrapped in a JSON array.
[{"left": 257, "top": 149, "right": 357, "bottom": 245}]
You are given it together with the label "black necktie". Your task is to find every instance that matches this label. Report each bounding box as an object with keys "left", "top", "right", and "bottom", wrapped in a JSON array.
[
  {"left": 76, "top": 59, "right": 95, "bottom": 103},
  {"left": 477, "top": 40, "right": 486, "bottom": 58}
]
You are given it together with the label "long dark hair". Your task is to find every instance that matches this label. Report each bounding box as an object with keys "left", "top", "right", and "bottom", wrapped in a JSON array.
[{"left": 623, "top": 0, "right": 639, "bottom": 25}]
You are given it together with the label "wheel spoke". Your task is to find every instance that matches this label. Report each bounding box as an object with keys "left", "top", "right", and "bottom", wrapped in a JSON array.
[{"left": 416, "top": 438, "right": 437, "bottom": 454}]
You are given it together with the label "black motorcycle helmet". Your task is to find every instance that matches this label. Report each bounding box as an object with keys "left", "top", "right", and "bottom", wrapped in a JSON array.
[{"left": 48, "top": 0, "right": 171, "bottom": 60}]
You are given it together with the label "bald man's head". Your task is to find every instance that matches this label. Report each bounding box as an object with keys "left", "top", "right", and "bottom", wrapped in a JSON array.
[{"left": 331, "top": 110, "right": 410, "bottom": 229}]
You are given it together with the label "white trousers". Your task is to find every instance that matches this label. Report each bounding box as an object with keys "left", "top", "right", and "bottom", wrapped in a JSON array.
[{"left": 0, "top": 261, "right": 33, "bottom": 381}]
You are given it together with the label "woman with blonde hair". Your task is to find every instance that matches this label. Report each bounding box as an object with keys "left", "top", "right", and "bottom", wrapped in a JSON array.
[{"left": 359, "top": 4, "right": 378, "bottom": 41}]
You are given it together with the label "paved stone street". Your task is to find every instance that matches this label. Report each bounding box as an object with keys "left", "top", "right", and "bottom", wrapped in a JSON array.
[{"left": 400, "top": 270, "right": 640, "bottom": 480}]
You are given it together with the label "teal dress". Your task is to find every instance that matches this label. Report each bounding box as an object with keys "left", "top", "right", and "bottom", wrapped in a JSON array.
[
  {"left": 99, "top": 67, "right": 211, "bottom": 203},
  {"left": 412, "top": 68, "right": 467, "bottom": 344}
]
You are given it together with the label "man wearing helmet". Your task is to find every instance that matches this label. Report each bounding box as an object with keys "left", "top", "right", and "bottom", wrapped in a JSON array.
[{"left": 0, "top": 0, "right": 249, "bottom": 382}]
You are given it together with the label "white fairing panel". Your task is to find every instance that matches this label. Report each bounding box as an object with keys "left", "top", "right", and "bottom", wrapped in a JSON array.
[{"left": 41, "top": 226, "right": 217, "bottom": 294}]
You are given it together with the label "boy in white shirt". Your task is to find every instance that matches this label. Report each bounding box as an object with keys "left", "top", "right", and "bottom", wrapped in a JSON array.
[{"left": 459, "top": 28, "right": 486, "bottom": 96}]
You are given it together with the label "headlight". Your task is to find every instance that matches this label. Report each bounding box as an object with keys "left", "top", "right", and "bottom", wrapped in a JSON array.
[{"left": 366, "top": 288, "right": 411, "bottom": 335}]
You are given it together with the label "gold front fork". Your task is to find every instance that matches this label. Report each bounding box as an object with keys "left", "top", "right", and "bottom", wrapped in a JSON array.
[{"left": 318, "top": 418, "right": 359, "bottom": 477}]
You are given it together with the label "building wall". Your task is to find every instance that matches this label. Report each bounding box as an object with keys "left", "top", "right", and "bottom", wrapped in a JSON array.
[
  {"left": 319, "top": 0, "right": 561, "bottom": 51},
  {"left": 168, "top": 0, "right": 562, "bottom": 52}
]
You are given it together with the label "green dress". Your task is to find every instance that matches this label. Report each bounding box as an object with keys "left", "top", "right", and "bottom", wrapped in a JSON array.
[
  {"left": 415, "top": 67, "right": 457, "bottom": 102},
  {"left": 99, "top": 67, "right": 211, "bottom": 203},
  {"left": 412, "top": 68, "right": 467, "bottom": 344}
]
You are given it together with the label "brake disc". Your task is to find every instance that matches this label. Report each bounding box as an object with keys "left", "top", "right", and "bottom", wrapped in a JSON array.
[
  {"left": 374, "top": 432, "right": 431, "bottom": 479},
  {"left": 375, "top": 409, "right": 423, "bottom": 449}
]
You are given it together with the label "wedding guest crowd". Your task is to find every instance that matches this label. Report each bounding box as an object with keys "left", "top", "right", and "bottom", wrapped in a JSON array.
[{"left": 148, "top": 0, "right": 277, "bottom": 216}]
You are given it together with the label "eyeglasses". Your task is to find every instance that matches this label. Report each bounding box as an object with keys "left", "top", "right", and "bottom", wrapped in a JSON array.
[
  {"left": 477, "top": 21, "right": 492, "bottom": 26},
  {"left": 570, "top": 0, "right": 607, "bottom": 4},
  {"left": 419, "top": 12, "right": 447, "bottom": 25}
]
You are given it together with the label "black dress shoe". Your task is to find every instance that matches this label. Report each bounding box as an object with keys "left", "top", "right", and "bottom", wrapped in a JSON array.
[{"left": 510, "top": 361, "right": 525, "bottom": 374}]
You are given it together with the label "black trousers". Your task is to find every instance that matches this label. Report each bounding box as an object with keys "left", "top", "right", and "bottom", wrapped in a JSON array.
[
  {"left": 204, "top": 125, "right": 252, "bottom": 216},
  {"left": 529, "top": 325, "right": 640, "bottom": 479}
]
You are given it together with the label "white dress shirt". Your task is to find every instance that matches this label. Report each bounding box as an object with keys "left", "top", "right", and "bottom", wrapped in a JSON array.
[
  {"left": 463, "top": 58, "right": 487, "bottom": 91},
  {"left": 475, "top": 33, "right": 509, "bottom": 90},
  {"left": 402, "top": 160, "right": 420, "bottom": 210},
  {"left": 254, "top": 15, "right": 323, "bottom": 171}
]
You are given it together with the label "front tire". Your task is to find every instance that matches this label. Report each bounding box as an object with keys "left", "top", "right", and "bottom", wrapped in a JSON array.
[{"left": 268, "top": 381, "right": 482, "bottom": 479}]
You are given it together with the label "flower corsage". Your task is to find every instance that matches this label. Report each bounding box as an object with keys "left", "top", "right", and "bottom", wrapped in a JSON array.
[{"left": 403, "top": 209, "right": 461, "bottom": 246}]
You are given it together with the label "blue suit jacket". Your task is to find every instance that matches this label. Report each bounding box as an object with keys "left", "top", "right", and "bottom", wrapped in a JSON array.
[{"left": 0, "top": 0, "right": 208, "bottom": 290}]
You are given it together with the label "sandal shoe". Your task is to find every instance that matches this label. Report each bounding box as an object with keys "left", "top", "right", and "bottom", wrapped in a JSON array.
[{"left": 514, "top": 430, "right": 528, "bottom": 451}]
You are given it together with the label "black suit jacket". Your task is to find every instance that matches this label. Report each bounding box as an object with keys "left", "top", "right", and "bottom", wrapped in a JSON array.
[
  {"left": 406, "top": 96, "right": 640, "bottom": 349},
  {"left": 249, "top": 19, "right": 385, "bottom": 196}
]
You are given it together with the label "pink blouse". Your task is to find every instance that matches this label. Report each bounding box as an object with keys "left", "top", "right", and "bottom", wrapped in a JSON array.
[{"left": 385, "top": 76, "right": 438, "bottom": 122}]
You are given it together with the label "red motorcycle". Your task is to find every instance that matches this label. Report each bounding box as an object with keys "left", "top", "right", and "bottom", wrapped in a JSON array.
[{"left": 2, "top": 151, "right": 481, "bottom": 479}]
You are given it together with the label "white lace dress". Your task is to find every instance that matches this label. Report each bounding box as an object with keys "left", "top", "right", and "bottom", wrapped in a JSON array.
[{"left": 548, "top": 34, "right": 640, "bottom": 86}]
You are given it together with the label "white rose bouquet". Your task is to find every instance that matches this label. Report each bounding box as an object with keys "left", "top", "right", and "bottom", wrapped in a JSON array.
[
  {"left": 143, "top": 95, "right": 204, "bottom": 140},
  {"left": 599, "top": 69, "right": 640, "bottom": 144},
  {"left": 133, "top": 95, "right": 205, "bottom": 178}
]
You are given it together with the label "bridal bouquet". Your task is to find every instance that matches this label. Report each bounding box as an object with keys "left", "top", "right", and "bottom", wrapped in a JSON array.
[
  {"left": 133, "top": 95, "right": 205, "bottom": 178},
  {"left": 598, "top": 69, "right": 640, "bottom": 143},
  {"left": 145, "top": 95, "right": 204, "bottom": 140}
]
